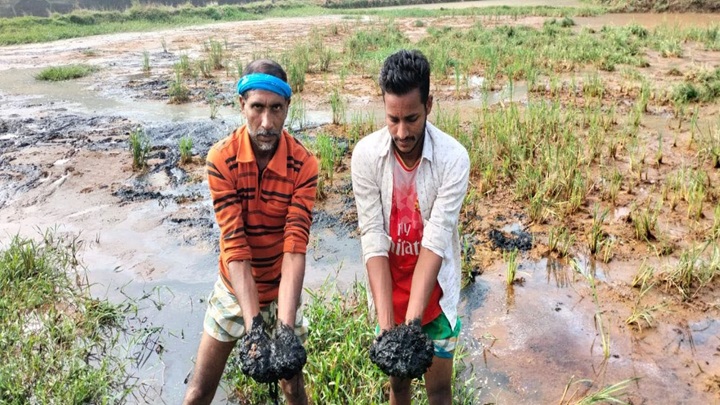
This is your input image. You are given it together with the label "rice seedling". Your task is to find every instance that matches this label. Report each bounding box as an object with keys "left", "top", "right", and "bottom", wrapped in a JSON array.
[
  {"left": 330, "top": 88, "right": 346, "bottom": 125},
  {"left": 602, "top": 168, "right": 623, "bottom": 205},
  {"left": 128, "top": 127, "right": 151, "bottom": 171},
  {"left": 179, "top": 134, "right": 193, "bottom": 165},
  {"left": 175, "top": 54, "right": 192, "bottom": 77},
  {"left": 288, "top": 97, "right": 307, "bottom": 130},
  {"left": 197, "top": 59, "right": 213, "bottom": 78},
  {"left": 505, "top": 248, "right": 519, "bottom": 286},
  {"left": 559, "top": 376, "right": 637, "bottom": 405},
  {"left": 631, "top": 261, "right": 655, "bottom": 291},
  {"left": 312, "top": 132, "right": 341, "bottom": 187},
  {"left": 574, "top": 258, "right": 611, "bottom": 359},
  {"left": 587, "top": 204, "right": 609, "bottom": 256},
  {"left": 630, "top": 201, "right": 660, "bottom": 241},
  {"left": 626, "top": 303, "right": 662, "bottom": 332},
  {"left": 204, "top": 38, "right": 224, "bottom": 70},
  {"left": 548, "top": 225, "right": 574, "bottom": 257},
  {"left": 348, "top": 111, "right": 376, "bottom": 147},
  {"left": 662, "top": 243, "right": 710, "bottom": 300},
  {"left": 697, "top": 122, "right": 720, "bottom": 169},
  {"left": 160, "top": 37, "right": 167, "bottom": 53},
  {"left": 35, "top": 64, "right": 98, "bottom": 81},
  {"left": 282, "top": 44, "right": 310, "bottom": 93},
  {"left": 169, "top": 68, "right": 190, "bottom": 103},
  {"left": 434, "top": 104, "right": 461, "bottom": 140},
  {"left": 711, "top": 204, "right": 720, "bottom": 240},
  {"left": 142, "top": 50, "right": 151, "bottom": 74}
]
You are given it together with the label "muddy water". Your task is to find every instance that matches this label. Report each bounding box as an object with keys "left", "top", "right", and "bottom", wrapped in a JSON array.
[{"left": 463, "top": 255, "right": 720, "bottom": 404}]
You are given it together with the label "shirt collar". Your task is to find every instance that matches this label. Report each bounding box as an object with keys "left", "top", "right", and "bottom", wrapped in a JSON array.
[{"left": 236, "top": 124, "right": 289, "bottom": 175}]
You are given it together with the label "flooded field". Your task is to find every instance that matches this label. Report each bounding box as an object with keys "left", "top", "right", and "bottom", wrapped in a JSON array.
[{"left": 1, "top": 2, "right": 720, "bottom": 404}]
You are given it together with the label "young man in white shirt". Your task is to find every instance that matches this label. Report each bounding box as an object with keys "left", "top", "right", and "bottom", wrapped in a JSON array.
[{"left": 351, "top": 49, "right": 470, "bottom": 405}]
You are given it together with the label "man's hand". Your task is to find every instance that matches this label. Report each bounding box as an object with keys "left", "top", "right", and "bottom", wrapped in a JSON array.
[
  {"left": 271, "top": 323, "right": 307, "bottom": 380},
  {"left": 238, "top": 314, "right": 276, "bottom": 383},
  {"left": 369, "top": 318, "right": 434, "bottom": 379}
]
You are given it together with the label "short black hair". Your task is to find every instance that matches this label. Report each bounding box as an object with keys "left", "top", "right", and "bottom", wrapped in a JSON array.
[
  {"left": 379, "top": 49, "right": 431, "bottom": 105},
  {"left": 241, "top": 59, "right": 289, "bottom": 99}
]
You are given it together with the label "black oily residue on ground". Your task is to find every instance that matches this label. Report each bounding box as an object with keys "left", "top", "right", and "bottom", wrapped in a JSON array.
[
  {"left": 488, "top": 228, "right": 533, "bottom": 251},
  {"left": 125, "top": 76, "right": 235, "bottom": 106}
]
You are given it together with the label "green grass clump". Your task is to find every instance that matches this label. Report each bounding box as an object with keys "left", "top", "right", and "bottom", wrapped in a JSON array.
[
  {"left": 0, "top": 232, "right": 129, "bottom": 403},
  {"left": 179, "top": 134, "right": 194, "bottom": 165},
  {"left": 35, "top": 64, "right": 98, "bottom": 81},
  {"left": 129, "top": 127, "right": 152, "bottom": 170}
]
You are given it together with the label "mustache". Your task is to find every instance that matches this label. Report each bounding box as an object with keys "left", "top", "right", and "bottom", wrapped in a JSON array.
[
  {"left": 253, "top": 129, "right": 281, "bottom": 137},
  {"left": 393, "top": 136, "right": 416, "bottom": 143}
]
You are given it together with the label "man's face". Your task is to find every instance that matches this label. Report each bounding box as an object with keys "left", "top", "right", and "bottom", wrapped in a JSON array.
[
  {"left": 239, "top": 89, "right": 290, "bottom": 155},
  {"left": 384, "top": 88, "right": 433, "bottom": 156}
]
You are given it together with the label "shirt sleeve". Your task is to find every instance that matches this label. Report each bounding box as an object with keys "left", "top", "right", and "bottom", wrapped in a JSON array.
[
  {"left": 351, "top": 139, "right": 391, "bottom": 264},
  {"left": 421, "top": 145, "right": 470, "bottom": 258},
  {"left": 283, "top": 151, "right": 318, "bottom": 254},
  {"left": 206, "top": 144, "right": 252, "bottom": 268}
]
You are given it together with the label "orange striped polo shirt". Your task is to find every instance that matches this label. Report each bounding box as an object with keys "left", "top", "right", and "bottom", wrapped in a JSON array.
[{"left": 206, "top": 125, "right": 318, "bottom": 306}]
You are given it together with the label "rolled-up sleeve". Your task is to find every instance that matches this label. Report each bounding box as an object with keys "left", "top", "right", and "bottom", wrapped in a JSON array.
[
  {"left": 283, "top": 152, "right": 319, "bottom": 254},
  {"left": 421, "top": 146, "right": 470, "bottom": 258},
  {"left": 351, "top": 138, "right": 391, "bottom": 264}
]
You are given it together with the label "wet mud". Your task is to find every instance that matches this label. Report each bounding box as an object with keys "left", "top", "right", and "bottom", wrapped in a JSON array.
[{"left": 369, "top": 322, "right": 435, "bottom": 379}]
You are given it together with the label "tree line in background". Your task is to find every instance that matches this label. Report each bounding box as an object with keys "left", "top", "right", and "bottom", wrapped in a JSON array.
[{"left": 1, "top": 0, "right": 267, "bottom": 18}]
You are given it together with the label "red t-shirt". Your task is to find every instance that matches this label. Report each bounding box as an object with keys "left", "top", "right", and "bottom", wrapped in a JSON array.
[{"left": 388, "top": 151, "right": 443, "bottom": 326}]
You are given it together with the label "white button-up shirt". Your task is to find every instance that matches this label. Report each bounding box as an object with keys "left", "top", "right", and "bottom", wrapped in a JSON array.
[{"left": 351, "top": 121, "right": 470, "bottom": 329}]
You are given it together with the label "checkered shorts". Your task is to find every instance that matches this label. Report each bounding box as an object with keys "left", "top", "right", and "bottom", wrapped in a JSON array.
[{"left": 203, "top": 278, "right": 309, "bottom": 342}]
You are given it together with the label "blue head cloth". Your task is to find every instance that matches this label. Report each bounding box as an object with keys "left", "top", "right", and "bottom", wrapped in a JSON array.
[{"left": 237, "top": 73, "right": 292, "bottom": 99}]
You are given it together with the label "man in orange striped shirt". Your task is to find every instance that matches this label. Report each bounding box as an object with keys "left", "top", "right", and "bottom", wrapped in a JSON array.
[{"left": 183, "top": 60, "right": 318, "bottom": 405}]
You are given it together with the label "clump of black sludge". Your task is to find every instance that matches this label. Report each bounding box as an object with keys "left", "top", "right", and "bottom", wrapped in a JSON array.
[
  {"left": 488, "top": 228, "right": 533, "bottom": 251},
  {"left": 238, "top": 315, "right": 307, "bottom": 384},
  {"left": 369, "top": 319, "right": 434, "bottom": 379}
]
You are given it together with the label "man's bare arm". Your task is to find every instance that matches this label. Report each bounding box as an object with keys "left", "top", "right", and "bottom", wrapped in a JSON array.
[
  {"left": 367, "top": 256, "right": 395, "bottom": 331},
  {"left": 227, "top": 260, "right": 260, "bottom": 330},
  {"left": 277, "top": 252, "right": 306, "bottom": 327},
  {"left": 404, "top": 247, "right": 443, "bottom": 323}
]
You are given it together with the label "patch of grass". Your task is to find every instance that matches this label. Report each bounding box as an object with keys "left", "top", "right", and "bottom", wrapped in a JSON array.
[
  {"left": 348, "top": 111, "right": 376, "bottom": 148},
  {"left": 330, "top": 88, "right": 346, "bottom": 125},
  {"left": 35, "top": 64, "right": 97, "bottom": 81},
  {"left": 548, "top": 225, "right": 575, "bottom": 257},
  {"left": 129, "top": 127, "right": 151, "bottom": 171},
  {"left": 630, "top": 201, "right": 660, "bottom": 241},
  {"left": 662, "top": 242, "right": 720, "bottom": 300},
  {"left": 288, "top": 97, "right": 307, "bottom": 130},
  {"left": 204, "top": 38, "right": 224, "bottom": 70},
  {"left": 0, "top": 232, "right": 131, "bottom": 403},
  {"left": 169, "top": 68, "right": 190, "bottom": 103},
  {"left": 179, "top": 134, "right": 193, "bottom": 165}
]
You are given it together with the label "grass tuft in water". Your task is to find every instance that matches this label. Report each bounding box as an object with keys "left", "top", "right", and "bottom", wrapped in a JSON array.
[
  {"left": 129, "top": 127, "right": 151, "bottom": 171},
  {"left": 35, "top": 64, "right": 98, "bottom": 81}
]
